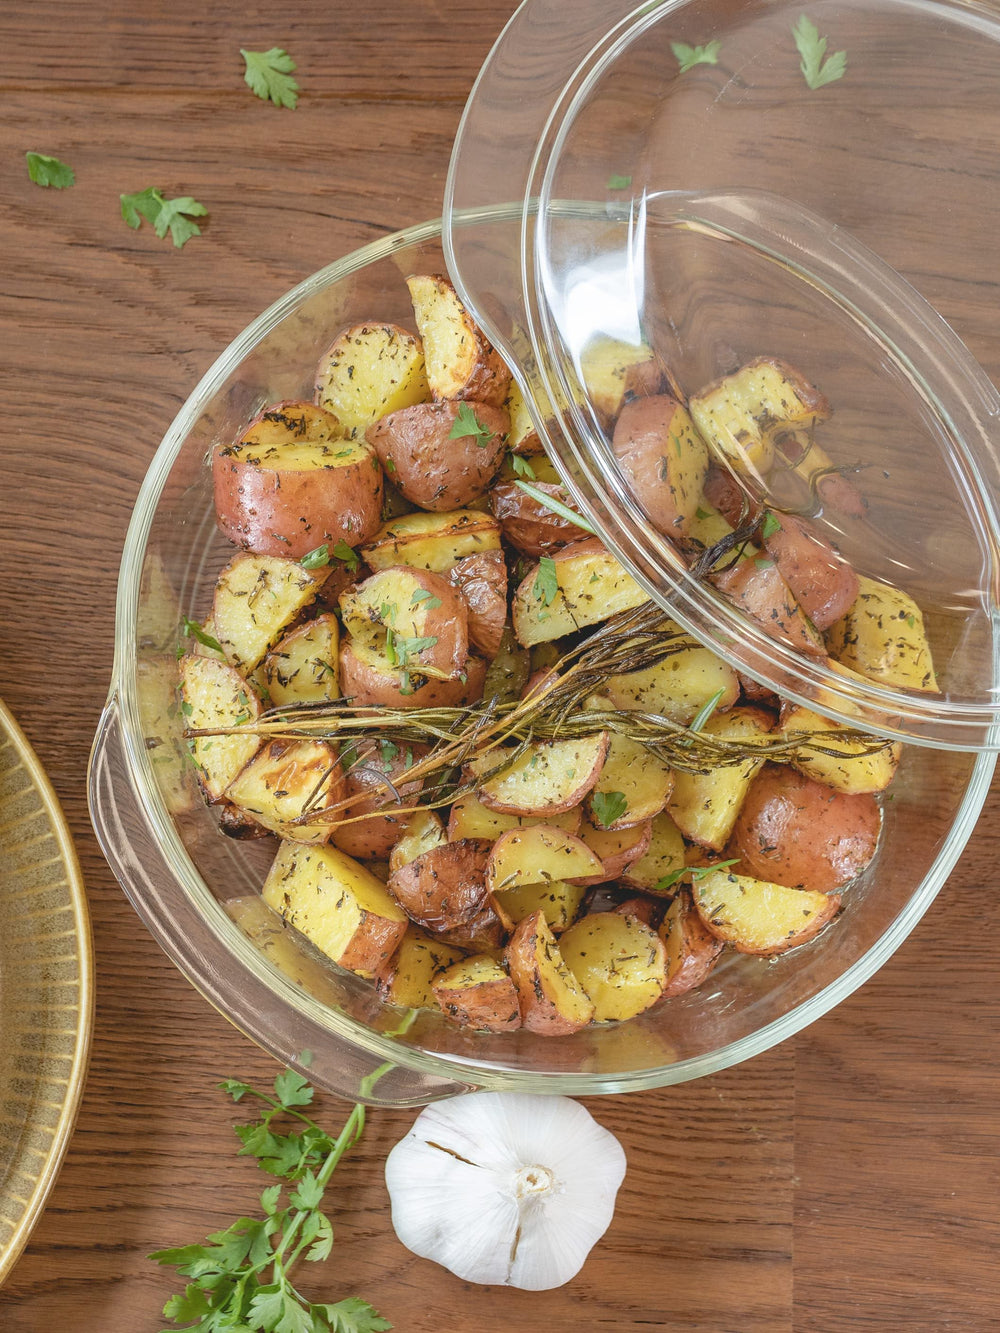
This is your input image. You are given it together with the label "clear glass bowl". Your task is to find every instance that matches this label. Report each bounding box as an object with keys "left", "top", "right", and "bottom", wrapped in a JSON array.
[{"left": 89, "top": 210, "right": 996, "bottom": 1105}]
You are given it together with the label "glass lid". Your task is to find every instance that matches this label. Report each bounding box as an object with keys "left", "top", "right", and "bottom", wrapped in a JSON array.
[{"left": 444, "top": 0, "right": 1000, "bottom": 750}]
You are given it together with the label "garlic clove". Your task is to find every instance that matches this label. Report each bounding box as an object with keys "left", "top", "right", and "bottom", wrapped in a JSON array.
[{"left": 385, "top": 1091, "right": 626, "bottom": 1290}]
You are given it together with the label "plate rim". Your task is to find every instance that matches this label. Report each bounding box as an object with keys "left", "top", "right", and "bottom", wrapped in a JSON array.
[{"left": 0, "top": 695, "right": 94, "bottom": 1286}]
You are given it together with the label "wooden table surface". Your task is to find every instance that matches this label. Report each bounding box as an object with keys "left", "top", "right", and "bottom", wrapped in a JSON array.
[{"left": 2, "top": 2, "right": 999, "bottom": 1329}]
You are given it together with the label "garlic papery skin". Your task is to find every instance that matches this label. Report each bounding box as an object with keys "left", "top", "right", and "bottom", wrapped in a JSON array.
[{"left": 384, "top": 1091, "right": 626, "bottom": 1290}]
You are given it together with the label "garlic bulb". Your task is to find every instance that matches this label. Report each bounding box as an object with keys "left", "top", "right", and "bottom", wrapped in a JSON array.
[{"left": 384, "top": 1090, "right": 626, "bottom": 1290}]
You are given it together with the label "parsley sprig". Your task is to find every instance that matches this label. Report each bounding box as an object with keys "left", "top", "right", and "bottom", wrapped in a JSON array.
[
  {"left": 448, "top": 403, "right": 493, "bottom": 448},
  {"left": 120, "top": 187, "right": 208, "bottom": 249},
  {"left": 25, "top": 151, "right": 75, "bottom": 188},
  {"left": 241, "top": 47, "right": 300, "bottom": 109},
  {"left": 151, "top": 1067, "right": 394, "bottom": 1333},
  {"left": 671, "top": 40, "right": 721, "bottom": 73},
  {"left": 792, "top": 15, "right": 847, "bottom": 90}
]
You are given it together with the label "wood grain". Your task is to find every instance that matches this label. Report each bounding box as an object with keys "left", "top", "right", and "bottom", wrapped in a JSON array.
[{"left": 1, "top": 0, "right": 999, "bottom": 1329}]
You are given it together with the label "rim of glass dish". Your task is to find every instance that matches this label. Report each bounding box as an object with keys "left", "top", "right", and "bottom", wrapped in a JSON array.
[{"left": 107, "top": 207, "right": 997, "bottom": 1094}]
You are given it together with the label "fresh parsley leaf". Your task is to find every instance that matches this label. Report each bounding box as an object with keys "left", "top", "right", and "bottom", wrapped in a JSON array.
[
  {"left": 671, "top": 39, "right": 721, "bottom": 73},
  {"left": 241, "top": 47, "right": 300, "bottom": 109},
  {"left": 760, "top": 511, "right": 782, "bottom": 540},
  {"left": 448, "top": 402, "right": 493, "bottom": 447},
  {"left": 591, "top": 790, "right": 628, "bottom": 828},
  {"left": 329, "top": 539, "right": 359, "bottom": 573},
  {"left": 182, "top": 615, "right": 224, "bottom": 654},
  {"left": 315, "top": 1298, "right": 393, "bottom": 1333},
  {"left": 514, "top": 480, "right": 596, "bottom": 535},
  {"left": 607, "top": 173, "right": 633, "bottom": 190},
  {"left": 274, "top": 1069, "right": 314, "bottom": 1110},
  {"left": 409, "top": 588, "right": 442, "bottom": 611},
  {"left": 289, "top": 1169, "right": 324, "bottom": 1212},
  {"left": 792, "top": 15, "right": 846, "bottom": 90},
  {"left": 533, "top": 556, "right": 559, "bottom": 607},
  {"left": 388, "top": 633, "right": 438, "bottom": 667},
  {"left": 25, "top": 151, "right": 75, "bottom": 188},
  {"left": 300, "top": 544, "right": 331, "bottom": 570},
  {"left": 378, "top": 739, "right": 399, "bottom": 765},
  {"left": 120, "top": 187, "right": 208, "bottom": 248},
  {"left": 510, "top": 452, "right": 536, "bottom": 480}
]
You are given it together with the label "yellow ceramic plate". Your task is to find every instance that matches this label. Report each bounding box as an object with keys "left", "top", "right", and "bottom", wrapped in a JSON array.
[{"left": 0, "top": 698, "right": 92, "bottom": 1285}]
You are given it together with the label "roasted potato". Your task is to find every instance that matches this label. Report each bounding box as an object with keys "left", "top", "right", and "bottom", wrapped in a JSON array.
[
  {"left": 361, "top": 508, "right": 502, "bottom": 573},
  {"left": 329, "top": 738, "right": 428, "bottom": 861},
  {"left": 366, "top": 399, "right": 508, "bottom": 511},
  {"left": 340, "top": 566, "right": 468, "bottom": 683},
  {"left": 386, "top": 838, "right": 510, "bottom": 951},
  {"left": 377, "top": 927, "right": 465, "bottom": 1009},
  {"left": 826, "top": 574, "right": 938, "bottom": 692},
  {"left": 692, "top": 867, "right": 840, "bottom": 956},
  {"left": 512, "top": 537, "right": 649, "bottom": 647},
  {"left": 712, "top": 556, "right": 825, "bottom": 657},
  {"left": 432, "top": 954, "right": 522, "bottom": 1032},
  {"left": 667, "top": 706, "right": 774, "bottom": 850},
  {"left": 559, "top": 913, "right": 667, "bottom": 1022},
  {"left": 602, "top": 630, "right": 740, "bottom": 724},
  {"left": 504, "top": 377, "right": 544, "bottom": 455},
  {"left": 761, "top": 511, "right": 859, "bottom": 631},
  {"left": 490, "top": 479, "right": 586, "bottom": 555},
  {"left": 339, "top": 640, "right": 486, "bottom": 711},
  {"left": 484, "top": 825, "right": 604, "bottom": 895},
  {"left": 406, "top": 273, "right": 511, "bottom": 406},
  {"left": 494, "top": 878, "right": 588, "bottom": 933},
  {"left": 448, "top": 549, "right": 507, "bottom": 659},
  {"left": 446, "top": 793, "right": 583, "bottom": 841},
  {"left": 262, "top": 613, "right": 340, "bottom": 708},
  {"left": 579, "top": 818, "right": 652, "bottom": 881},
  {"left": 583, "top": 716, "right": 673, "bottom": 829},
  {"left": 579, "top": 337, "right": 664, "bottom": 419},
  {"left": 314, "top": 322, "right": 429, "bottom": 438},
  {"left": 470, "top": 732, "right": 610, "bottom": 817},
  {"left": 731, "top": 763, "right": 881, "bottom": 893},
  {"left": 658, "top": 889, "right": 725, "bottom": 997},
  {"left": 226, "top": 738, "right": 344, "bottom": 844},
  {"left": 262, "top": 840, "right": 409, "bottom": 979},
  {"left": 620, "top": 811, "right": 688, "bottom": 893},
  {"left": 213, "top": 400, "right": 384, "bottom": 557},
  {"left": 504, "top": 910, "right": 595, "bottom": 1035},
  {"left": 212, "top": 552, "right": 328, "bottom": 674},
  {"left": 388, "top": 807, "right": 447, "bottom": 875},
  {"left": 178, "top": 655, "right": 262, "bottom": 802},
  {"left": 780, "top": 700, "right": 900, "bottom": 794},
  {"left": 611, "top": 394, "right": 709, "bottom": 536}
]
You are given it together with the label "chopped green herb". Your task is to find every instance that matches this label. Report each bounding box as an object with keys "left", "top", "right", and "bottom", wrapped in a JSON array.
[
  {"left": 240, "top": 47, "right": 300, "bottom": 109},
  {"left": 905, "top": 613, "right": 916, "bottom": 629},
  {"left": 514, "top": 480, "right": 596, "bottom": 535},
  {"left": 654, "top": 858, "right": 740, "bottom": 894},
  {"left": 448, "top": 402, "right": 494, "bottom": 447},
  {"left": 671, "top": 39, "right": 722, "bottom": 73},
  {"left": 760, "top": 511, "right": 782, "bottom": 540},
  {"left": 607, "top": 173, "right": 633, "bottom": 190},
  {"left": 120, "top": 187, "right": 207, "bottom": 249},
  {"left": 792, "top": 15, "right": 846, "bottom": 90},
  {"left": 695, "top": 506, "right": 711, "bottom": 520},
  {"left": 181, "top": 616, "right": 224, "bottom": 655},
  {"left": 379, "top": 739, "right": 399, "bottom": 764},
  {"left": 533, "top": 556, "right": 559, "bottom": 607},
  {"left": 331, "top": 539, "right": 360, "bottom": 573},
  {"left": 25, "top": 151, "right": 75, "bottom": 188},
  {"left": 410, "top": 588, "right": 443, "bottom": 611},
  {"left": 386, "top": 630, "right": 438, "bottom": 667},
  {"left": 510, "top": 452, "right": 537, "bottom": 480},
  {"left": 591, "top": 790, "right": 628, "bottom": 828},
  {"left": 300, "top": 544, "right": 331, "bottom": 570}
]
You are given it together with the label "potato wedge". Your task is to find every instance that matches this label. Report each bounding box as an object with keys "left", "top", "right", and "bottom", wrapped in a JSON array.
[
  {"left": 339, "top": 640, "right": 486, "bottom": 711},
  {"left": 340, "top": 566, "right": 468, "bottom": 682},
  {"left": 406, "top": 273, "right": 511, "bottom": 406},
  {"left": 578, "top": 818, "right": 652, "bottom": 881},
  {"left": 315, "top": 322, "right": 428, "bottom": 438},
  {"left": 490, "top": 480, "right": 586, "bottom": 556},
  {"left": 667, "top": 706, "right": 774, "bottom": 850},
  {"left": 262, "top": 840, "right": 408, "bottom": 979},
  {"left": 446, "top": 793, "right": 583, "bottom": 841},
  {"left": 780, "top": 701, "right": 901, "bottom": 794},
  {"left": 611, "top": 394, "right": 709, "bottom": 536},
  {"left": 731, "top": 762, "right": 881, "bottom": 893},
  {"left": 692, "top": 867, "right": 840, "bottom": 955},
  {"left": 366, "top": 399, "right": 508, "bottom": 511},
  {"left": 432, "top": 954, "right": 522, "bottom": 1032},
  {"left": 226, "top": 738, "right": 344, "bottom": 843},
  {"left": 658, "top": 889, "right": 725, "bottom": 997},
  {"left": 504, "top": 377, "right": 544, "bottom": 455},
  {"left": 620, "top": 811, "right": 688, "bottom": 893},
  {"left": 330, "top": 738, "right": 428, "bottom": 861},
  {"left": 361, "top": 508, "right": 502, "bottom": 573},
  {"left": 602, "top": 631, "right": 740, "bottom": 724},
  {"left": 494, "top": 878, "right": 587, "bottom": 933},
  {"left": 471, "top": 732, "right": 610, "bottom": 817},
  {"left": 484, "top": 826, "right": 604, "bottom": 895},
  {"left": 448, "top": 549, "right": 507, "bottom": 659},
  {"left": 263, "top": 613, "right": 340, "bottom": 708},
  {"left": 579, "top": 337, "right": 663, "bottom": 419},
  {"left": 388, "top": 807, "right": 447, "bottom": 875},
  {"left": 178, "top": 655, "right": 262, "bottom": 802},
  {"left": 376, "top": 927, "right": 465, "bottom": 1009},
  {"left": 583, "top": 717, "right": 673, "bottom": 829},
  {"left": 713, "top": 556, "right": 825, "bottom": 657},
  {"left": 559, "top": 913, "right": 667, "bottom": 1022},
  {"left": 826, "top": 574, "right": 938, "bottom": 692},
  {"left": 386, "top": 839, "right": 510, "bottom": 951},
  {"left": 212, "top": 552, "right": 327, "bottom": 673},
  {"left": 689, "top": 357, "right": 830, "bottom": 481},
  {"left": 761, "top": 511, "right": 859, "bottom": 631},
  {"left": 213, "top": 400, "right": 383, "bottom": 557},
  {"left": 512, "top": 537, "right": 649, "bottom": 647},
  {"left": 504, "top": 910, "right": 595, "bottom": 1035}
]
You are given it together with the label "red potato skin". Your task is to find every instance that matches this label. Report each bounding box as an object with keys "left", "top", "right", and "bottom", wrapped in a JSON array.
[
  {"left": 449, "top": 550, "right": 508, "bottom": 659},
  {"left": 213, "top": 401, "right": 384, "bottom": 558},
  {"left": 387, "top": 839, "right": 510, "bottom": 951},
  {"left": 702, "top": 464, "right": 762, "bottom": 529},
  {"left": 774, "top": 432, "right": 867, "bottom": 517},
  {"left": 366, "top": 400, "right": 509, "bottom": 510},
  {"left": 713, "top": 557, "right": 825, "bottom": 657},
  {"left": 339, "top": 642, "right": 486, "bottom": 711},
  {"left": 504, "top": 910, "right": 591, "bottom": 1036},
  {"left": 660, "top": 889, "right": 725, "bottom": 997},
  {"left": 329, "top": 740, "right": 429, "bottom": 861},
  {"left": 433, "top": 974, "right": 523, "bottom": 1033},
  {"left": 490, "top": 480, "right": 584, "bottom": 555},
  {"left": 731, "top": 763, "right": 881, "bottom": 893},
  {"left": 611, "top": 394, "right": 703, "bottom": 535},
  {"left": 612, "top": 895, "right": 665, "bottom": 931},
  {"left": 342, "top": 565, "right": 469, "bottom": 681},
  {"left": 762, "top": 512, "right": 860, "bottom": 631}
]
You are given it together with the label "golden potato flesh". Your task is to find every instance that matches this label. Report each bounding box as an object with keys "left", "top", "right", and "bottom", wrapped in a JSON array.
[{"left": 559, "top": 913, "right": 667, "bottom": 1022}]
